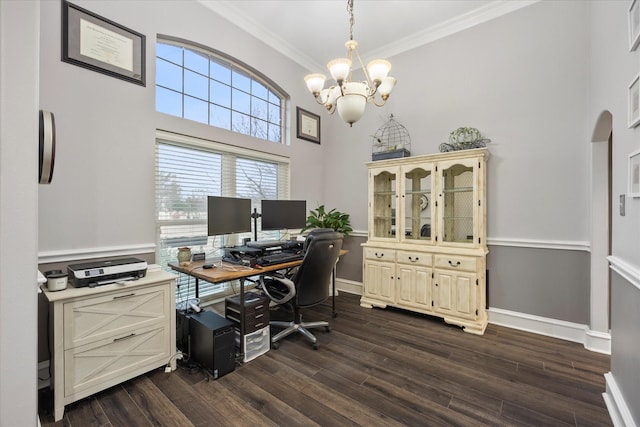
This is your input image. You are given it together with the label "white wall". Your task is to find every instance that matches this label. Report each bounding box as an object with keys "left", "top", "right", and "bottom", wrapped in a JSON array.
[
  {"left": 0, "top": 1, "right": 40, "bottom": 425},
  {"left": 323, "top": 1, "right": 590, "bottom": 244},
  {"left": 589, "top": 1, "right": 640, "bottom": 423},
  {"left": 38, "top": 0, "right": 327, "bottom": 257}
]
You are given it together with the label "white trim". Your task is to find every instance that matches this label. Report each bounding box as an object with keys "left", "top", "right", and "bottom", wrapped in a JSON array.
[
  {"left": 487, "top": 307, "right": 589, "bottom": 346},
  {"left": 156, "top": 129, "right": 290, "bottom": 164},
  {"left": 336, "top": 278, "right": 363, "bottom": 296},
  {"left": 585, "top": 328, "right": 612, "bottom": 355},
  {"left": 38, "top": 243, "right": 155, "bottom": 264},
  {"left": 604, "top": 372, "right": 637, "bottom": 427},
  {"left": 203, "top": 0, "right": 539, "bottom": 72},
  {"left": 487, "top": 237, "right": 590, "bottom": 251},
  {"left": 366, "top": 1, "right": 540, "bottom": 63},
  {"left": 609, "top": 255, "right": 640, "bottom": 292}
]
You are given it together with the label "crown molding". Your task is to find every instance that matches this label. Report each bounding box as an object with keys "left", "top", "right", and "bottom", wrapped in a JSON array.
[
  {"left": 199, "top": 0, "right": 539, "bottom": 72},
  {"left": 365, "top": 0, "right": 539, "bottom": 61}
]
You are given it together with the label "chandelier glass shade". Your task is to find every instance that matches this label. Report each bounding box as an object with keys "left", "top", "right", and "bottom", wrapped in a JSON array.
[{"left": 303, "top": 0, "right": 396, "bottom": 126}]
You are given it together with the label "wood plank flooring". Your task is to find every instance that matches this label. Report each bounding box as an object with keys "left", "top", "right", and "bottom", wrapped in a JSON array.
[{"left": 39, "top": 293, "right": 612, "bottom": 426}]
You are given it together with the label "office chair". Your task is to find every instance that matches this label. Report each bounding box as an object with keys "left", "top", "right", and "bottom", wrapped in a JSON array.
[{"left": 259, "top": 229, "right": 343, "bottom": 349}]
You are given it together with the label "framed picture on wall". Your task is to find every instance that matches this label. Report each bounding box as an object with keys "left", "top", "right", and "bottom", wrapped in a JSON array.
[
  {"left": 630, "top": 0, "right": 640, "bottom": 51},
  {"left": 629, "top": 149, "right": 640, "bottom": 197},
  {"left": 296, "top": 107, "right": 321, "bottom": 144},
  {"left": 62, "top": 0, "right": 146, "bottom": 86},
  {"left": 628, "top": 74, "right": 640, "bottom": 128}
]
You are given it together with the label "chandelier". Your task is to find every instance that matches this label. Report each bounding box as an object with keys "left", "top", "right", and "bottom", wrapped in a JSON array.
[{"left": 303, "top": 0, "right": 396, "bottom": 127}]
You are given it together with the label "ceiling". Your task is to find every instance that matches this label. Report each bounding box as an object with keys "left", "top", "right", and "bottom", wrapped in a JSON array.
[{"left": 199, "top": 0, "right": 537, "bottom": 73}]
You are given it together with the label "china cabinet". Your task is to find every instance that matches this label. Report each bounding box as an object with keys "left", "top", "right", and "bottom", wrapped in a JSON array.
[{"left": 361, "top": 148, "right": 488, "bottom": 334}]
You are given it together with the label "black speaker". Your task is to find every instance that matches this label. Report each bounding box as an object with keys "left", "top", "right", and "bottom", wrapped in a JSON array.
[{"left": 189, "top": 311, "right": 236, "bottom": 379}]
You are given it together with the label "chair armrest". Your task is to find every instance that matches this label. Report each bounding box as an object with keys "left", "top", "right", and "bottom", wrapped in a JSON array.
[{"left": 259, "top": 275, "right": 296, "bottom": 304}]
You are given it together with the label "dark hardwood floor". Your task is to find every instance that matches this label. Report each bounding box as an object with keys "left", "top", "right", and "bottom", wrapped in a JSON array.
[{"left": 39, "top": 292, "right": 612, "bottom": 426}]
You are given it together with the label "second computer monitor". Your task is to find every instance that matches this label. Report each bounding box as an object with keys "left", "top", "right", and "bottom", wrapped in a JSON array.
[{"left": 261, "top": 199, "right": 307, "bottom": 231}]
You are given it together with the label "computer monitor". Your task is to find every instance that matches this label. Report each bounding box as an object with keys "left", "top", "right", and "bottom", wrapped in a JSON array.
[
  {"left": 207, "top": 196, "right": 252, "bottom": 236},
  {"left": 261, "top": 200, "right": 307, "bottom": 231}
]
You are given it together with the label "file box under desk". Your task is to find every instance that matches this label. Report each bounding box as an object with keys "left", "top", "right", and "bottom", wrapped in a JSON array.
[
  {"left": 236, "top": 326, "right": 270, "bottom": 362},
  {"left": 224, "top": 291, "right": 269, "bottom": 333},
  {"left": 225, "top": 292, "right": 270, "bottom": 362}
]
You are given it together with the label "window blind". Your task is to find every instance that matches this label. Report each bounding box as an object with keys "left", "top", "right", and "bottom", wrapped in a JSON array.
[{"left": 155, "top": 131, "right": 290, "bottom": 304}]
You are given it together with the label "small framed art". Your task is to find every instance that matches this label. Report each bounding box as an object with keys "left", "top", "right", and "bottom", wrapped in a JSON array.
[
  {"left": 296, "top": 107, "right": 321, "bottom": 144},
  {"left": 62, "top": 1, "right": 146, "bottom": 86},
  {"left": 630, "top": 0, "right": 640, "bottom": 51},
  {"left": 629, "top": 149, "right": 640, "bottom": 198},
  {"left": 628, "top": 74, "right": 640, "bottom": 128}
]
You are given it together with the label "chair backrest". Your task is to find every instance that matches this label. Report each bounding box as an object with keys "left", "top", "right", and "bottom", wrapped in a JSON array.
[{"left": 292, "top": 229, "right": 343, "bottom": 308}]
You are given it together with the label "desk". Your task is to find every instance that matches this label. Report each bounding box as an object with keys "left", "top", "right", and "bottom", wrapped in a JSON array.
[{"left": 169, "top": 251, "right": 346, "bottom": 360}]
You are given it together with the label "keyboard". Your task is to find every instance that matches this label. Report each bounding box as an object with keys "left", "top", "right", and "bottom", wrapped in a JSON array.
[{"left": 256, "top": 251, "right": 303, "bottom": 266}]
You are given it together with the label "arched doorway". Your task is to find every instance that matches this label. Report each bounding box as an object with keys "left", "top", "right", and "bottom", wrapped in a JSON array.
[{"left": 588, "top": 110, "right": 612, "bottom": 353}]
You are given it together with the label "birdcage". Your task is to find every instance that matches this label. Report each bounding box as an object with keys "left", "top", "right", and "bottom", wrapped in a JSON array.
[{"left": 371, "top": 114, "right": 411, "bottom": 161}]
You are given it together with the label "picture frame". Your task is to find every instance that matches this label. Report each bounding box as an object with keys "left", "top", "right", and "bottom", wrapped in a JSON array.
[
  {"left": 630, "top": 0, "right": 640, "bottom": 51},
  {"left": 628, "top": 149, "right": 640, "bottom": 198},
  {"left": 62, "top": 1, "right": 146, "bottom": 86},
  {"left": 296, "top": 107, "right": 321, "bottom": 144},
  {"left": 628, "top": 74, "right": 640, "bottom": 128}
]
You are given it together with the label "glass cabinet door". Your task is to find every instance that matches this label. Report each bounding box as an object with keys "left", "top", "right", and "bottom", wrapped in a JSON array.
[
  {"left": 400, "top": 164, "right": 434, "bottom": 243},
  {"left": 370, "top": 168, "right": 397, "bottom": 240},
  {"left": 439, "top": 159, "right": 477, "bottom": 246}
]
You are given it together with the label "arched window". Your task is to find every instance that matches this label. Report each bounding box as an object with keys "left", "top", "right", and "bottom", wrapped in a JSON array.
[{"left": 156, "top": 38, "right": 286, "bottom": 143}]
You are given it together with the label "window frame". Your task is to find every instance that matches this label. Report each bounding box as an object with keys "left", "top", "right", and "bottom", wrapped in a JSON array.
[{"left": 156, "top": 36, "right": 288, "bottom": 144}]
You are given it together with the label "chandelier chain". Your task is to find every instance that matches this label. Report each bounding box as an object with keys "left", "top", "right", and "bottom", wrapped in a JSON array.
[{"left": 348, "top": 0, "right": 354, "bottom": 41}]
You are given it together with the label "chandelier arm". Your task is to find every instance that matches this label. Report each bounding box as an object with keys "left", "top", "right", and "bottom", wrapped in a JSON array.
[
  {"left": 371, "top": 96, "right": 388, "bottom": 107},
  {"left": 353, "top": 48, "right": 373, "bottom": 87}
]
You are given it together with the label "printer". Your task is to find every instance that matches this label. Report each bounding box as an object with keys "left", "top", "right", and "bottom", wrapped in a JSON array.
[{"left": 67, "top": 257, "right": 148, "bottom": 288}]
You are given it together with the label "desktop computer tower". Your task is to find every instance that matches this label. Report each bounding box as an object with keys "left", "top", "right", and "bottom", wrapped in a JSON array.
[{"left": 189, "top": 311, "right": 236, "bottom": 379}]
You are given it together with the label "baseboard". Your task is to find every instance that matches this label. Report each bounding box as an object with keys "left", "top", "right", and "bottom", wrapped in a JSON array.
[
  {"left": 336, "top": 278, "right": 362, "bottom": 296},
  {"left": 604, "top": 372, "right": 637, "bottom": 427},
  {"left": 585, "top": 328, "right": 612, "bottom": 354},
  {"left": 487, "top": 307, "right": 604, "bottom": 350}
]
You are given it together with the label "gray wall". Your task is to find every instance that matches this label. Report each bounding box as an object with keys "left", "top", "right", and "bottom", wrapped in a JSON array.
[{"left": 610, "top": 271, "right": 640, "bottom": 421}]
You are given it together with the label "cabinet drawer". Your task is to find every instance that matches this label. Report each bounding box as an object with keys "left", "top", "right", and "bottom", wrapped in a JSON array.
[
  {"left": 64, "top": 324, "right": 170, "bottom": 397},
  {"left": 434, "top": 255, "right": 477, "bottom": 272},
  {"left": 396, "top": 251, "right": 431, "bottom": 267},
  {"left": 64, "top": 285, "right": 170, "bottom": 349},
  {"left": 364, "top": 247, "right": 396, "bottom": 262}
]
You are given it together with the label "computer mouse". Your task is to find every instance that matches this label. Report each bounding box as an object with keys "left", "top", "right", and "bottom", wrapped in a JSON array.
[{"left": 203, "top": 263, "right": 214, "bottom": 269}]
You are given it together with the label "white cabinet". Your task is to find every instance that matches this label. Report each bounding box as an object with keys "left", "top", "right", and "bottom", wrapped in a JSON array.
[
  {"left": 361, "top": 148, "right": 488, "bottom": 335},
  {"left": 43, "top": 271, "right": 176, "bottom": 421}
]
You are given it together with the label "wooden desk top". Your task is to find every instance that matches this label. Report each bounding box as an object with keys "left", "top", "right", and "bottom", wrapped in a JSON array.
[
  {"left": 169, "top": 249, "right": 348, "bottom": 284},
  {"left": 168, "top": 259, "right": 302, "bottom": 284}
]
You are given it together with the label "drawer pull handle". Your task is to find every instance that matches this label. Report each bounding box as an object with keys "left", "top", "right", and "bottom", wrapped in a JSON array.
[
  {"left": 113, "top": 293, "right": 135, "bottom": 300},
  {"left": 375, "top": 253, "right": 384, "bottom": 259},
  {"left": 113, "top": 333, "right": 135, "bottom": 342},
  {"left": 448, "top": 260, "right": 461, "bottom": 267},
  {"left": 408, "top": 256, "right": 419, "bottom": 262}
]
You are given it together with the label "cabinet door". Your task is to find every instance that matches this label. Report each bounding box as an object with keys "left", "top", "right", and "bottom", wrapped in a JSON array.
[
  {"left": 437, "top": 157, "right": 481, "bottom": 248},
  {"left": 399, "top": 163, "right": 435, "bottom": 245},
  {"left": 369, "top": 166, "right": 399, "bottom": 241},
  {"left": 363, "top": 260, "right": 395, "bottom": 303},
  {"left": 397, "top": 264, "right": 432, "bottom": 311},
  {"left": 433, "top": 270, "right": 479, "bottom": 320}
]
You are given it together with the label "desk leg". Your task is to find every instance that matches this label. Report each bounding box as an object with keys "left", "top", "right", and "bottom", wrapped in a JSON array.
[
  {"left": 239, "top": 278, "right": 245, "bottom": 362},
  {"left": 195, "top": 277, "right": 199, "bottom": 299},
  {"left": 332, "top": 267, "right": 337, "bottom": 318}
]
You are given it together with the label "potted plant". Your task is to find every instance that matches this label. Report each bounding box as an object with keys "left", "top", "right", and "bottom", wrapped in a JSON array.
[{"left": 300, "top": 204, "right": 352, "bottom": 236}]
